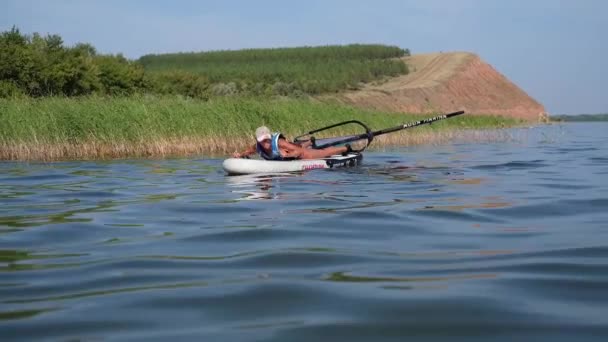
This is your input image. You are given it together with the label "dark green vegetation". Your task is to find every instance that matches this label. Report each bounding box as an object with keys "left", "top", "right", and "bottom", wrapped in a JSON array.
[
  {"left": 0, "top": 27, "right": 145, "bottom": 97},
  {"left": 1, "top": 27, "right": 409, "bottom": 99},
  {"left": 551, "top": 114, "right": 608, "bottom": 122},
  {"left": 139, "top": 45, "right": 409, "bottom": 97}
]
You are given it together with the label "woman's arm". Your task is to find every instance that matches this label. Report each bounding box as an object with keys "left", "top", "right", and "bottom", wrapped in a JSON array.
[{"left": 232, "top": 144, "right": 257, "bottom": 158}]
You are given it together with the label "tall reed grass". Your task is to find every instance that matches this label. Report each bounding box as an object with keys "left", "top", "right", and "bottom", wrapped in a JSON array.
[{"left": 0, "top": 96, "right": 521, "bottom": 161}]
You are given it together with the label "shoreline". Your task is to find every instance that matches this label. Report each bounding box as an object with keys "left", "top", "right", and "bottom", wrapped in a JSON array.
[
  {"left": 0, "top": 96, "right": 525, "bottom": 161},
  {"left": 1, "top": 128, "right": 526, "bottom": 162}
]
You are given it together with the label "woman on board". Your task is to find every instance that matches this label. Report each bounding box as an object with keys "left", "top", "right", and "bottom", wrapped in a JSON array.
[{"left": 232, "top": 126, "right": 352, "bottom": 160}]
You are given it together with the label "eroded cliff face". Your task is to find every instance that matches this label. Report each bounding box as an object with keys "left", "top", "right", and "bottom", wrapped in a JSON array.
[{"left": 328, "top": 52, "right": 546, "bottom": 121}]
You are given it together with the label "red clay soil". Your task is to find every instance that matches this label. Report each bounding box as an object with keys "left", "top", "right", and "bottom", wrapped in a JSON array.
[{"left": 327, "top": 52, "right": 547, "bottom": 121}]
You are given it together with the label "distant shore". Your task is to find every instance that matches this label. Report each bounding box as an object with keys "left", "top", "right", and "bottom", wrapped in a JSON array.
[
  {"left": 550, "top": 114, "right": 608, "bottom": 122},
  {"left": 0, "top": 96, "right": 522, "bottom": 161}
]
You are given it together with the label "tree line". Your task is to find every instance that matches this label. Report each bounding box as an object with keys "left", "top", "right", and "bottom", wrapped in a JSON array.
[
  {"left": 1, "top": 27, "right": 409, "bottom": 99},
  {"left": 0, "top": 27, "right": 145, "bottom": 97},
  {"left": 551, "top": 114, "right": 608, "bottom": 122}
]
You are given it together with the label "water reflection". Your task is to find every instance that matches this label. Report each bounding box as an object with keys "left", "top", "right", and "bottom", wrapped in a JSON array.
[
  {"left": 325, "top": 271, "right": 497, "bottom": 283},
  {"left": 0, "top": 308, "right": 57, "bottom": 321},
  {"left": 225, "top": 173, "right": 297, "bottom": 200},
  {"left": 0, "top": 249, "right": 87, "bottom": 272},
  {"left": 0, "top": 201, "right": 113, "bottom": 228}
]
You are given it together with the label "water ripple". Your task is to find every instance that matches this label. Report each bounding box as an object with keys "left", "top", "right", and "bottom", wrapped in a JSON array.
[{"left": 1, "top": 123, "right": 608, "bottom": 340}]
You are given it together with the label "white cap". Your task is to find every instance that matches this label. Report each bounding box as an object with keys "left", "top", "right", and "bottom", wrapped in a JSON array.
[{"left": 255, "top": 126, "right": 271, "bottom": 142}]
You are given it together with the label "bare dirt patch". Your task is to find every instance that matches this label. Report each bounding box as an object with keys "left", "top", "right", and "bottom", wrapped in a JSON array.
[{"left": 325, "top": 52, "right": 546, "bottom": 121}]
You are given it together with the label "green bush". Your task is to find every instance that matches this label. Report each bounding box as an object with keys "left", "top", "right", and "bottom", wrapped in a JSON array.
[
  {"left": 95, "top": 54, "right": 145, "bottom": 95},
  {"left": 0, "top": 80, "right": 23, "bottom": 98},
  {"left": 0, "top": 27, "right": 144, "bottom": 97}
]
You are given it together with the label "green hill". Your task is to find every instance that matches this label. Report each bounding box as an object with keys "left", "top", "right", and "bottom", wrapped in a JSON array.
[{"left": 139, "top": 44, "right": 409, "bottom": 97}]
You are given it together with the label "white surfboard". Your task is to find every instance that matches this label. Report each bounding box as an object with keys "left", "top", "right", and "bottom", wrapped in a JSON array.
[{"left": 222, "top": 153, "right": 362, "bottom": 175}]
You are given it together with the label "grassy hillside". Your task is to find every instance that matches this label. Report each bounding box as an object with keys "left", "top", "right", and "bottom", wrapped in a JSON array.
[{"left": 139, "top": 44, "right": 410, "bottom": 96}]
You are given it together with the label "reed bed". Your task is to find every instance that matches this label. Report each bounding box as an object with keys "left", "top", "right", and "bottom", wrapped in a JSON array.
[{"left": 0, "top": 96, "right": 522, "bottom": 161}]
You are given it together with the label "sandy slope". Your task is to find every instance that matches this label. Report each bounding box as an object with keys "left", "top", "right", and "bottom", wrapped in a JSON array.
[{"left": 328, "top": 52, "right": 546, "bottom": 121}]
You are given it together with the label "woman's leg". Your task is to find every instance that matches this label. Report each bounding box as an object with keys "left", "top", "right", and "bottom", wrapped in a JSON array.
[{"left": 300, "top": 146, "right": 348, "bottom": 159}]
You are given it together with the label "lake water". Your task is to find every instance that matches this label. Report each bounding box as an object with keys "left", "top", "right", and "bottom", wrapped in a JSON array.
[{"left": 1, "top": 122, "right": 607, "bottom": 341}]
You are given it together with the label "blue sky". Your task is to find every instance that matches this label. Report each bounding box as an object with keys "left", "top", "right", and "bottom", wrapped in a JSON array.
[{"left": 2, "top": 0, "right": 606, "bottom": 114}]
